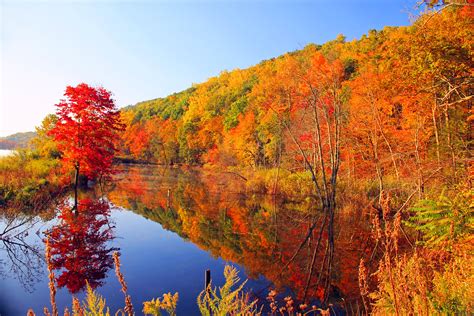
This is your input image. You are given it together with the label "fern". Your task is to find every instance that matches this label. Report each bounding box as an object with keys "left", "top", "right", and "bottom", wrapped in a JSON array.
[{"left": 407, "top": 188, "right": 473, "bottom": 249}]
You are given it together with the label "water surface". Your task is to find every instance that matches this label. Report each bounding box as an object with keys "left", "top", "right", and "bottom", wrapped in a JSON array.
[{"left": 0, "top": 164, "right": 370, "bottom": 315}]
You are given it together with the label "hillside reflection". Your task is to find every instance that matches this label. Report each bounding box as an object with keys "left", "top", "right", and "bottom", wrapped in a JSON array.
[
  {"left": 45, "top": 198, "right": 118, "bottom": 293},
  {"left": 108, "top": 165, "right": 372, "bottom": 307}
]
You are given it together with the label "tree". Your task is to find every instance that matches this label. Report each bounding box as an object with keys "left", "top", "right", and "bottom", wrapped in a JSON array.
[
  {"left": 49, "top": 83, "right": 124, "bottom": 209},
  {"left": 32, "top": 114, "right": 60, "bottom": 159},
  {"left": 253, "top": 51, "right": 348, "bottom": 302}
]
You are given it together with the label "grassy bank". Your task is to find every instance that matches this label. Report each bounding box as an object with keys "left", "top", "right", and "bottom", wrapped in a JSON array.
[{"left": 0, "top": 150, "right": 66, "bottom": 209}]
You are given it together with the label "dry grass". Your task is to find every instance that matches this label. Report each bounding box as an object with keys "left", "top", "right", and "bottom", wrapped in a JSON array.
[{"left": 113, "top": 251, "right": 134, "bottom": 315}]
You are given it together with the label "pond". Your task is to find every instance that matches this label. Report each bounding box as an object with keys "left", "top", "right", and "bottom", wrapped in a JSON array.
[{"left": 0, "top": 164, "right": 371, "bottom": 315}]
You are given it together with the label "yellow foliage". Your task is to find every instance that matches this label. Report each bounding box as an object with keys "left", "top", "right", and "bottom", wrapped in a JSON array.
[{"left": 143, "top": 292, "right": 179, "bottom": 316}]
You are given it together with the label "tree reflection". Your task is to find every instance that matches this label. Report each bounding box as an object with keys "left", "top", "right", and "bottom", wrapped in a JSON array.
[
  {"left": 0, "top": 209, "right": 45, "bottom": 291},
  {"left": 45, "top": 198, "right": 118, "bottom": 293},
  {"left": 107, "top": 166, "right": 373, "bottom": 308}
]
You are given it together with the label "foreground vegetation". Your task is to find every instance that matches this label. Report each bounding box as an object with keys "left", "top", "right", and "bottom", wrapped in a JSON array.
[
  {"left": 360, "top": 187, "right": 473, "bottom": 315},
  {"left": 31, "top": 244, "right": 333, "bottom": 316}
]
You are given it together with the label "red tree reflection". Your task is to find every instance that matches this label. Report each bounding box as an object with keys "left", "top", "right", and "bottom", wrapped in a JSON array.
[{"left": 45, "top": 198, "right": 118, "bottom": 293}]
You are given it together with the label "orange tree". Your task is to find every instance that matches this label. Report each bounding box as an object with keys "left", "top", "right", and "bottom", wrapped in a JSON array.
[{"left": 49, "top": 83, "right": 124, "bottom": 209}]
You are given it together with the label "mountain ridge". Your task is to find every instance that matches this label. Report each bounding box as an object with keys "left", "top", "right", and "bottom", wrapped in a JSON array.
[{"left": 0, "top": 131, "right": 37, "bottom": 150}]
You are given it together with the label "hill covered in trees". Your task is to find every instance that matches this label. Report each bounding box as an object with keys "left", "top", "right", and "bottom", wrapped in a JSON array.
[
  {"left": 119, "top": 7, "right": 472, "bottom": 189},
  {"left": 0, "top": 132, "right": 36, "bottom": 149}
]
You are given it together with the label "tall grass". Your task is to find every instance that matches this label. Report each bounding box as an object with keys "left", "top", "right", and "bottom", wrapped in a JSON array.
[
  {"left": 0, "top": 150, "right": 64, "bottom": 209},
  {"left": 242, "top": 168, "right": 314, "bottom": 198}
]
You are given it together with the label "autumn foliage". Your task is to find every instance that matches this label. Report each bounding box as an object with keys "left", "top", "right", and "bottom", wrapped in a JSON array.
[
  {"left": 50, "top": 83, "right": 124, "bottom": 181},
  {"left": 7, "top": 3, "right": 473, "bottom": 315},
  {"left": 118, "top": 7, "right": 472, "bottom": 193}
]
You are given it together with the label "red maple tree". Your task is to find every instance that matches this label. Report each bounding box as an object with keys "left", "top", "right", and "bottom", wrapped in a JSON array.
[{"left": 50, "top": 83, "right": 124, "bottom": 208}]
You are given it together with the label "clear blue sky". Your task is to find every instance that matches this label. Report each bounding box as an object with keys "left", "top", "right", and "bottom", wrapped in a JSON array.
[{"left": 1, "top": 0, "right": 417, "bottom": 136}]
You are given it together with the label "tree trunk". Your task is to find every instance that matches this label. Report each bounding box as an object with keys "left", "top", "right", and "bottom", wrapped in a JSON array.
[
  {"left": 73, "top": 165, "right": 79, "bottom": 212},
  {"left": 432, "top": 99, "right": 441, "bottom": 167},
  {"left": 444, "top": 106, "right": 457, "bottom": 179},
  {"left": 414, "top": 122, "right": 425, "bottom": 198}
]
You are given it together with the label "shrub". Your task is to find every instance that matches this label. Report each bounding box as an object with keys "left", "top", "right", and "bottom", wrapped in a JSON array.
[
  {"left": 143, "top": 293, "right": 179, "bottom": 316},
  {"left": 197, "top": 265, "right": 260, "bottom": 316}
]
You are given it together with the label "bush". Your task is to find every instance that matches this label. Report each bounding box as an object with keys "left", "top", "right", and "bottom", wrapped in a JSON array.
[
  {"left": 243, "top": 168, "right": 314, "bottom": 198},
  {"left": 197, "top": 265, "right": 260, "bottom": 316},
  {"left": 0, "top": 150, "right": 62, "bottom": 208}
]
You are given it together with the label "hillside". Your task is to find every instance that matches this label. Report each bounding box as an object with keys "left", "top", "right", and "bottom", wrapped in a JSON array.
[
  {"left": 119, "top": 6, "right": 472, "bottom": 183},
  {"left": 0, "top": 131, "right": 36, "bottom": 149}
]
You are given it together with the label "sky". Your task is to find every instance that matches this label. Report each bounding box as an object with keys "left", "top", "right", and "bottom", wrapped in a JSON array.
[{"left": 0, "top": 0, "right": 417, "bottom": 136}]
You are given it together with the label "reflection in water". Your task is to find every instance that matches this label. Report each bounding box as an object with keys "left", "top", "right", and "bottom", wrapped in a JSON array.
[
  {"left": 108, "top": 165, "right": 372, "bottom": 308},
  {"left": 0, "top": 165, "right": 371, "bottom": 313},
  {"left": 45, "top": 198, "right": 118, "bottom": 293},
  {"left": 0, "top": 208, "right": 47, "bottom": 291}
]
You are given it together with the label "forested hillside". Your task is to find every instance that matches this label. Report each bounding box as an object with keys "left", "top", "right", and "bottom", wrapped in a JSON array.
[
  {"left": 0, "top": 132, "right": 36, "bottom": 149},
  {"left": 119, "top": 7, "right": 472, "bottom": 191}
]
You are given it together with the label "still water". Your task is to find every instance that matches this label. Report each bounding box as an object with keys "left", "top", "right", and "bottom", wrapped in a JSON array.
[
  {"left": 0, "top": 150, "right": 14, "bottom": 157},
  {"left": 0, "top": 164, "right": 370, "bottom": 315}
]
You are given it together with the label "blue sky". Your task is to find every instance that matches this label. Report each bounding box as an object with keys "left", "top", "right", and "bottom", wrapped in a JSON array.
[{"left": 1, "top": 0, "right": 417, "bottom": 136}]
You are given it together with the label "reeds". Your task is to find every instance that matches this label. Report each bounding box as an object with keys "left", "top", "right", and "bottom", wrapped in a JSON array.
[
  {"left": 45, "top": 237, "right": 59, "bottom": 316},
  {"left": 113, "top": 251, "right": 134, "bottom": 316}
]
